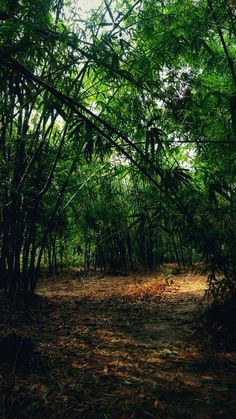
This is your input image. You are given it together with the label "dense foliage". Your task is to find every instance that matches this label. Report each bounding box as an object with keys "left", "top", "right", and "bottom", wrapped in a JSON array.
[{"left": 0, "top": 0, "right": 236, "bottom": 300}]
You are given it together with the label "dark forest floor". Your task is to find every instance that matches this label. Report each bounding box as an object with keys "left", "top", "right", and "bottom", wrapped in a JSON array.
[{"left": 0, "top": 267, "right": 236, "bottom": 418}]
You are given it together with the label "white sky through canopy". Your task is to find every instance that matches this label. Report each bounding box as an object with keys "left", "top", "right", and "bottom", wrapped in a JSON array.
[{"left": 75, "top": 0, "right": 102, "bottom": 14}]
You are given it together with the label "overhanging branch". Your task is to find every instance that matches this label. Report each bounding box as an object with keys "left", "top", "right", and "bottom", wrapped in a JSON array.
[{"left": 0, "top": 48, "right": 163, "bottom": 189}]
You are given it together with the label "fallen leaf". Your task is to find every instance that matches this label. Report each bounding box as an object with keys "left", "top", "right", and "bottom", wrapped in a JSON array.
[{"left": 72, "top": 361, "right": 80, "bottom": 369}]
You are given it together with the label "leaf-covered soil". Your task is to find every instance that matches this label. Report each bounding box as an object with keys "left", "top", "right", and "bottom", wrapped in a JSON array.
[{"left": 0, "top": 268, "right": 236, "bottom": 418}]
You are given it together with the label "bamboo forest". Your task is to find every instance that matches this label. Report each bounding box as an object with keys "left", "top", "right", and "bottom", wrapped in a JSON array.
[{"left": 0, "top": 0, "right": 236, "bottom": 417}]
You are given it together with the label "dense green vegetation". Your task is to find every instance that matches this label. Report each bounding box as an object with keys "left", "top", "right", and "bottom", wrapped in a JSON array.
[{"left": 0, "top": 0, "right": 236, "bottom": 301}]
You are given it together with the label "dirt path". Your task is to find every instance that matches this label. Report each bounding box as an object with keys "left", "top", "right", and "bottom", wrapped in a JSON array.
[{"left": 1, "top": 270, "right": 236, "bottom": 418}]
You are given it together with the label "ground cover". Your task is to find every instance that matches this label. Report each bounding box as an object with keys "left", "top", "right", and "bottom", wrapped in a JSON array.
[{"left": 0, "top": 268, "right": 236, "bottom": 418}]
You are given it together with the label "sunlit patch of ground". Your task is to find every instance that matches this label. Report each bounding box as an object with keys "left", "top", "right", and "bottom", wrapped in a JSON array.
[
  {"left": 37, "top": 269, "right": 207, "bottom": 298},
  {"left": 0, "top": 269, "right": 236, "bottom": 418}
]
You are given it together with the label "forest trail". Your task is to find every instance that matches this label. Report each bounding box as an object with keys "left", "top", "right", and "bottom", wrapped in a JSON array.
[{"left": 1, "top": 270, "right": 236, "bottom": 418}]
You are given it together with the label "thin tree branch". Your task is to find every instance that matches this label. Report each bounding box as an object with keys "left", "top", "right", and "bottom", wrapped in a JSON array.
[{"left": 207, "top": 0, "right": 236, "bottom": 86}]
